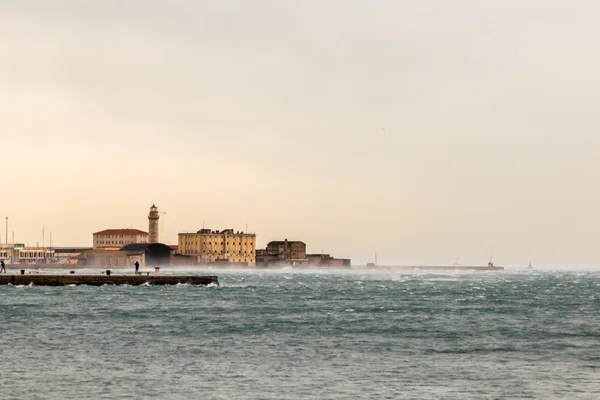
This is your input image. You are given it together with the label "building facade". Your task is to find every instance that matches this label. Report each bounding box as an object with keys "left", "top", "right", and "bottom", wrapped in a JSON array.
[
  {"left": 93, "top": 229, "right": 149, "bottom": 250},
  {"left": 0, "top": 243, "right": 57, "bottom": 264},
  {"left": 53, "top": 247, "right": 92, "bottom": 265},
  {"left": 266, "top": 240, "right": 306, "bottom": 260},
  {"left": 256, "top": 239, "right": 351, "bottom": 267},
  {"left": 306, "top": 254, "right": 351, "bottom": 267},
  {"left": 178, "top": 229, "right": 256, "bottom": 266},
  {"left": 78, "top": 243, "right": 173, "bottom": 267},
  {"left": 256, "top": 240, "right": 307, "bottom": 266}
]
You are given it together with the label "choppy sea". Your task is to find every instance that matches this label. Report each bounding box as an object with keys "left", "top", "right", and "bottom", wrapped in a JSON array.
[{"left": 0, "top": 268, "right": 599, "bottom": 399}]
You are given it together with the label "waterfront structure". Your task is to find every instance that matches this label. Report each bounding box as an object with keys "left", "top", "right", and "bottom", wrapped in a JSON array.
[
  {"left": 0, "top": 243, "right": 56, "bottom": 264},
  {"left": 78, "top": 243, "right": 173, "bottom": 267},
  {"left": 92, "top": 229, "right": 149, "bottom": 250},
  {"left": 306, "top": 253, "right": 351, "bottom": 267},
  {"left": 148, "top": 204, "right": 160, "bottom": 243},
  {"left": 255, "top": 239, "right": 351, "bottom": 267},
  {"left": 178, "top": 229, "right": 256, "bottom": 266},
  {"left": 53, "top": 247, "right": 92, "bottom": 264},
  {"left": 0, "top": 244, "right": 18, "bottom": 263},
  {"left": 256, "top": 240, "right": 307, "bottom": 266},
  {"left": 0, "top": 273, "right": 218, "bottom": 286},
  {"left": 267, "top": 240, "right": 306, "bottom": 260},
  {"left": 17, "top": 246, "right": 56, "bottom": 264}
]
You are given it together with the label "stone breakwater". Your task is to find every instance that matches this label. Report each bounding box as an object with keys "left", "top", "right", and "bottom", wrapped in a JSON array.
[
  {"left": 373, "top": 266, "right": 505, "bottom": 271},
  {"left": 0, "top": 273, "right": 219, "bottom": 286}
]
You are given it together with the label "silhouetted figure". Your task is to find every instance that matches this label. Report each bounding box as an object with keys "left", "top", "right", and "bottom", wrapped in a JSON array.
[
  {"left": 0, "top": 260, "right": 6, "bottom": 273},
  {"left": 134, "top": 261, "right": 140, "bottom": 274}
]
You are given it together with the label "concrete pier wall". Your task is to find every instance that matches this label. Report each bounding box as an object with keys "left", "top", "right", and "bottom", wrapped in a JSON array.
[
  {"left": 0, "top": 274, "right": 219, "bottom": 286},
  {"left": 367, "top": 266, "right": 504, "bottom": 271}
]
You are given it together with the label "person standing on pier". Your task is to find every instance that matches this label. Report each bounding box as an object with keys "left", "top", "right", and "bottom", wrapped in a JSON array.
[
  {"left": 0, "top": 260, "right": 5, "bottom": 273},
  {"left": 134, "top": 261, "right": 139, "bottom": 274}
]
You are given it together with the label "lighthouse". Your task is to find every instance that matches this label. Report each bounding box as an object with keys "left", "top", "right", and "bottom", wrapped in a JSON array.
[{"left": 148, "top": 204, "right": 160, "bottom": 243}]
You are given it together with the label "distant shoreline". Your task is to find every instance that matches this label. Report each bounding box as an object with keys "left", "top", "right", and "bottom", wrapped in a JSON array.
[{"left": 3, "top": 264, "right": 504, "bottom": 271}]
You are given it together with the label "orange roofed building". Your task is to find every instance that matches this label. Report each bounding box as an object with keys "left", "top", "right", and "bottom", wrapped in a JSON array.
[{"left": 93, "top": 229, "right": 149, "bottom": 250}]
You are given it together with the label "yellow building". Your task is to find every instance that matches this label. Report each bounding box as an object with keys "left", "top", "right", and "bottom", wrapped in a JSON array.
[
  {"left": 93, "top": 229, "right": 149, "bottom": 250},
  {"left": 178, "top": 229, "right": 256, "bottom": 266}
]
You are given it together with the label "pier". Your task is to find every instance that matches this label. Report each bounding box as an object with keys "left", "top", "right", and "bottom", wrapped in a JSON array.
[
  {"left": 0, "top": 273, "right": 219, "bottom": 286},
  {"left": 371, "top": 265, "right": 504, "bottom": 271}
]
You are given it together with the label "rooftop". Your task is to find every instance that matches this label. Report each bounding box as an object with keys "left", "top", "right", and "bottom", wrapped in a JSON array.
[
  {"left": 121, "top": 243, "right": 173, "bottom": 252},
  {"left": 179, "top": 229, "right": 255, "bottom": 236},
  {"left": 268, "top": 240, "right": 306, "bottom": 246},
  {"left": 93, "top": 229, "right": 149, "bottom": 236}
]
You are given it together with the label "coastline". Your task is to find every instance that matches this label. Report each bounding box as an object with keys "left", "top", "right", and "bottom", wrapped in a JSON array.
[{"left": 2, "top": 264, "right": 504, "bottom": 272}]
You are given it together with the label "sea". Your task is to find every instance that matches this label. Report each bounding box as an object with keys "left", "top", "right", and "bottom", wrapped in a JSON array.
[{"left": 1, "top": 268, "right": 599, "bottom": 399}]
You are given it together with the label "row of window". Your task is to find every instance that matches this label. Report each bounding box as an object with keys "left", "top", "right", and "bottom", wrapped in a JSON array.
[
  {"left": 200, "top": 256, "right": 253, "bottom": 263},
  {"left": 19, "top": 252, "right": 53, "bottom": 258},
  {"left": 182, "top": 242, "right": 254, "bottom": 246},
  {"left": 98, "top": 234, "right": 142, "bottom": 239},
  {"left": 0, "top": 252, "right": 55, "bottom": 259},
  {"left": 97, "top": 240, "right": 138, "bottom": 245},
  {"left": 187, "top": 250, "right": 252, "bottom": 255},
  {"left": 182, "top": 241, "right": 254, "bottom": 246}
]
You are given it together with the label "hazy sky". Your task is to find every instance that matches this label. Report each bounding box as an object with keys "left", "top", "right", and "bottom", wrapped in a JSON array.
[{"left": 2, "top": 1, "right": 600, "bottom": 267}]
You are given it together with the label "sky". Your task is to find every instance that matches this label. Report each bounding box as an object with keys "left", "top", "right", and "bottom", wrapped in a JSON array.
[{"left": 1, "top": 0, "right": 600, "bottom": 267}]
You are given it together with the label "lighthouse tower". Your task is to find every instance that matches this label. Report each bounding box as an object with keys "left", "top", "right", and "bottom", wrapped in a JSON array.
[{"left": 148, "top": 204, "right": 160, "bottom": 243}]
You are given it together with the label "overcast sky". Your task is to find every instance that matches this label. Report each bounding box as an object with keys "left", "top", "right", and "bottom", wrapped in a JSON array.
[{"left": 2, "top": 1, "right": 600, "bottom": 267}]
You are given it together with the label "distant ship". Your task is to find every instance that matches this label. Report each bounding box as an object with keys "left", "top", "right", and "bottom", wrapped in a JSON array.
[{"left": 527, "top": 262, "right": 533, "bottom": 269}]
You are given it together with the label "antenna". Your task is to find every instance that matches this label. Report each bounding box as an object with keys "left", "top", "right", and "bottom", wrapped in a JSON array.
[{"left": 42, "top": 227, "right": 46, "bottom": 263}]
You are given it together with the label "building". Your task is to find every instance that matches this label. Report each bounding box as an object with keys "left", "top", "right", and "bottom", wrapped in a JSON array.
[
  {"left": 267, "top": 240, "right": 306, "bottom": 260},
  {"left": 178, "top": 229, "right": 256, "bottom": 266},
  {"left": 53, "top": 247, "right": 92, "bottom": 265},
  {"left": 121, "top": 243, "right": 172, "bottom": 266},
  {"left": 0, "top": 243, "right": 59, "bottom": 265},
  {"left": 255, "top": 239, "right": 306, "bottom": 266},
  {"left": 77, "top": 243, "right": 173, "bottom": 267},
  {"left": 92, "top": 229, "right": 149, "bottom": 250},
  {"left": 17, "top": 246, "right": 56, "bottom": 264},
  {"left": 306, "top": 254, "right": 351, "bottom": 267},
  {"left": 0, "top": 244, "right": 19, "bottom": 263},
  {"left": 256, "top": 239, "right": 351, "bottom": 267},
  {"left": 92, "top": 205, "right": 161, "bottom": 249}
]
